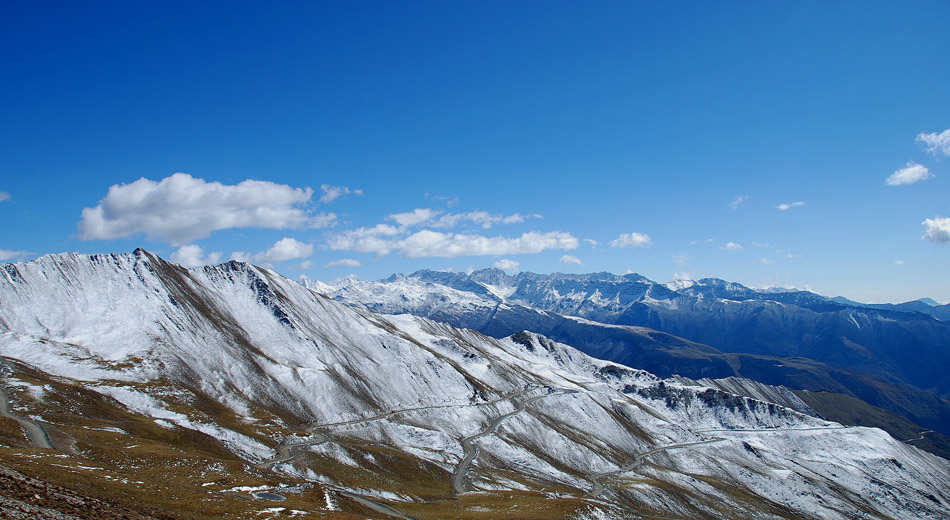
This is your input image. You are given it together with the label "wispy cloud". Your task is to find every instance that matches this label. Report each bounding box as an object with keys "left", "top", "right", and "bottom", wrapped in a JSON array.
[
  {"left": 895, "top": 259, "right": 905, "bottom": 266},
  {"left": 886, "top": 161, "right": 933, "bottom": 186},
  {"left": 672, "top": 253, "right": 688, "bottom": 267},
  {"left": 319, "top": 184, "right": 363, "bottom": 204},
  {"left": 0, "top": 249, "right": 32, "bottom": 262},
  {"left": 323, "top": 258, "right": 362, "bottom": 268},
  {"left": 78, "top": 173, "right": 323, "bottom": 245},
  {"left": 720, "top": 242, "right": 742, "bottom": 251},
  {"left": 0, "top": 191, "right": 10, "bottom": 203},
  {"left": 560, "top": 255, "right": 582, "bottom": 265},
  {"left": 922, "top": 217, "right": 950, "bottom": 244},
  {"left": 729, "top": 195, "right": 748, "bottom": 210},
  {"left": 917, "top": 129, "right": 950, "bottom": 157},
  {"left": 776, "top": 201, "right": 805, "bottom": 211},
  {"left": 170, "top": 244, "right": 222, "bottom": 268},
  {"left": 610, "top": 232, "right": 651, "bottom": 248}
]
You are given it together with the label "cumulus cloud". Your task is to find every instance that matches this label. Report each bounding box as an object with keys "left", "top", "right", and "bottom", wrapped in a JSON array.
[
  {"left": 611, "top": 232, "right": 651, "bottom": 248},
  {"left": 494, "top": 259, "right": 520, "bottom": 274},
  {"left": 917, "top": 129, "right": 950, "bottom": 157},
  {"left": 922, "top": 217, "right": 950, "bottom": 244},
  {"left": 232, "top": 237, "right": 314, "bottom": 267},
  {"left": 776, "top": 201, "right": 805, "bottom": 211},
  {"left": 721, "top": 242, "right": 743, "bottom": 251},
  {"left": 0, "top": 249, "right": 31, "bottom": 262},
  {"left": 324, "top": 258, "right": 362, "bottom": 268},
  {"left": 327, "top": 227, "right": 578, "bottom": 259},
  {"left": 560, "top": 255, "right": 582, "bottom": 265},
  {"left": 729, "top": 195, "right": 748, "bottom": 210},
  {"left": 0, "top": 191, "right": 9, "bottom": 202},
  {"left": 319, "top": 184, "right": 363, "bottom": 204},
  {"left": 170, "top": 244, "right": 222, "bottom": 268},
  {"left": 886, "top": 162, "right": 933, "bottom": 186},
  {"left": 78, "top": 173, "right": 321, "bottom": 245}
]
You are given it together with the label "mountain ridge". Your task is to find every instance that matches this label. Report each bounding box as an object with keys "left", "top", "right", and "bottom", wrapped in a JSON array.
[{"left": 2, "top": 251, "right": 950, "bottom": 518}]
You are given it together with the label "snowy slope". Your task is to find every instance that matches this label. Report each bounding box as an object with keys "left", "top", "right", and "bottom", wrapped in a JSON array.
[{"left": 2, "top": 251, "right": 950, "bottom": 519}]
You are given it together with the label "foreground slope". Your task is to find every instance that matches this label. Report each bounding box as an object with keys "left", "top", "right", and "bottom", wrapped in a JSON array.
[{"left": 0, "top": 251, "right": 949, "bottom": 519}]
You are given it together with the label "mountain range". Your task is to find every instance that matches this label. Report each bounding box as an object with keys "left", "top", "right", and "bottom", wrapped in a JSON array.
[
  {"left": 311, "top": 268, "right": 950, "bottom": 459},
  {"left": 0, "top": 251, "right": 948, "bottom": 519}
]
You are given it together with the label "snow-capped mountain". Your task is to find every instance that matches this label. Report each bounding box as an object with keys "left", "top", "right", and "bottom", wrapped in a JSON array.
[
  {"left": 309, "top": 269, "right": 950, "bottom": 458},
  {"left": 2, "top": 251, "right": 950, "bottom": 519}
]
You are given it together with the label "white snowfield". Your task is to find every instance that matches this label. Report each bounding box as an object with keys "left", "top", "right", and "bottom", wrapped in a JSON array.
[{"left": 0, "top": 250, "right": 948, "bottom": 519}]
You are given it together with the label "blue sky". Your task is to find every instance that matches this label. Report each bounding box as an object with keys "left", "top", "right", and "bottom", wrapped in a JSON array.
[{"left": 1, "top": 1, "right": 948, "bottom": 303}]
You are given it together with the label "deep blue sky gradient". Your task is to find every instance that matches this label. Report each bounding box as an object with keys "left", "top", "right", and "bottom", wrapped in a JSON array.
[{"left": 1, "top": 1, "right": 948, "bottom": 302}]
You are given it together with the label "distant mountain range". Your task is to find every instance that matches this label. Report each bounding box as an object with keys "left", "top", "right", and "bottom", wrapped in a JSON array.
[
  {"left": 310, "top": 268, "right": 950, "bottom": 457},
  {"left": 1, "top": 251, "right": 948, "bottom": 518}
]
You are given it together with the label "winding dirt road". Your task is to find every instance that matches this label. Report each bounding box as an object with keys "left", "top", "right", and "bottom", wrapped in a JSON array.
[
  {"left": 588, "top": 438, "right": 725, "bottom": 497},
  {"left": 0, "top": 384, "right": 54, "bottom": 449},
  {"left": 450, "top": 390, "right": 571, "bottom": 494}
]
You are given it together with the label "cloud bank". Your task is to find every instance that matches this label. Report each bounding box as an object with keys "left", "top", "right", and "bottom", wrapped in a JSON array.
[{"left": 327, "top": 227, "right": 578, "bottom": 259}]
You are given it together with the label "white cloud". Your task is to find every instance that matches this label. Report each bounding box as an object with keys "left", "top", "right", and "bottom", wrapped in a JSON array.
[
  {"left": 672, "top": 253, "right": 688, "bottom": 267},
  {"left": 583, "top": 238, "right": 598, "bottom": 247},
  {"left": 324, "top": 224, "right": 403, "bottom": 255},
  {"left": 0, "top": 191, "right": 9, "bottom": 202},
  {"left": 895, "top": 259, "right": 905, "bottom": 266},
  {"left": 327, "top": 227, "right": 578, "bottom": 259},
  {"left": 78, "top": 173, "right": 318, "bottom": 245},
  {"left": 776, "top": 201, "right": 805, "bottom": 211},
  {"left": 170, "top": 244, "right": 222, "bottom": 268},
  {"left": 922, "top": 217, "right": 950, "bottom": 244},
  {"left": 494, "top": 259, "right": 520, "bottom": 274},
  {"left": 398, "top": 230, "right": 576, "bottom": 258},
  {"left": 319, "top": 184, "right": 363, "bottom": 204},
  {"left": 611, "top": 232, "right": 651, "bottom": 248},
  {"left": 232, "top": 237, "right": 314, "bottom": 267},
  {"left": 886, "top": 161, "right": 933, "bottom": 186},
  {"left": 917, "top": 129, "right": 950, "bottom": 157},
  {"left": 310, "top": 212, "right": 338, "bottom": 229},
  {"left": 729, "top": 195, "right": 748, "bottom": 210},
  {"left": 424, "top": 193, "right": 460, "bottom": 207},
  {"left": 721, "top": 242, "right": 743, "bottom": 251},
  {"left": 324, "top": 258, "right": 362, "bottom": 268},
  {"left": 758, "top": 256, "right": 774, "bottom": 264},
  {"left": 296, "top": 260, "right": 314, "bottom": 270},
  {"left": 560, "top": 255, "right": 582, "bottom": 265},
  {"left": 386, "top": 208, "right": 538, "bottom": 229},
  {"left": 389, "top": 208, "right": 438, "bottom": 227},
  {"left": 0, "top": 249, "right": 31, "bottom": 262}
]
